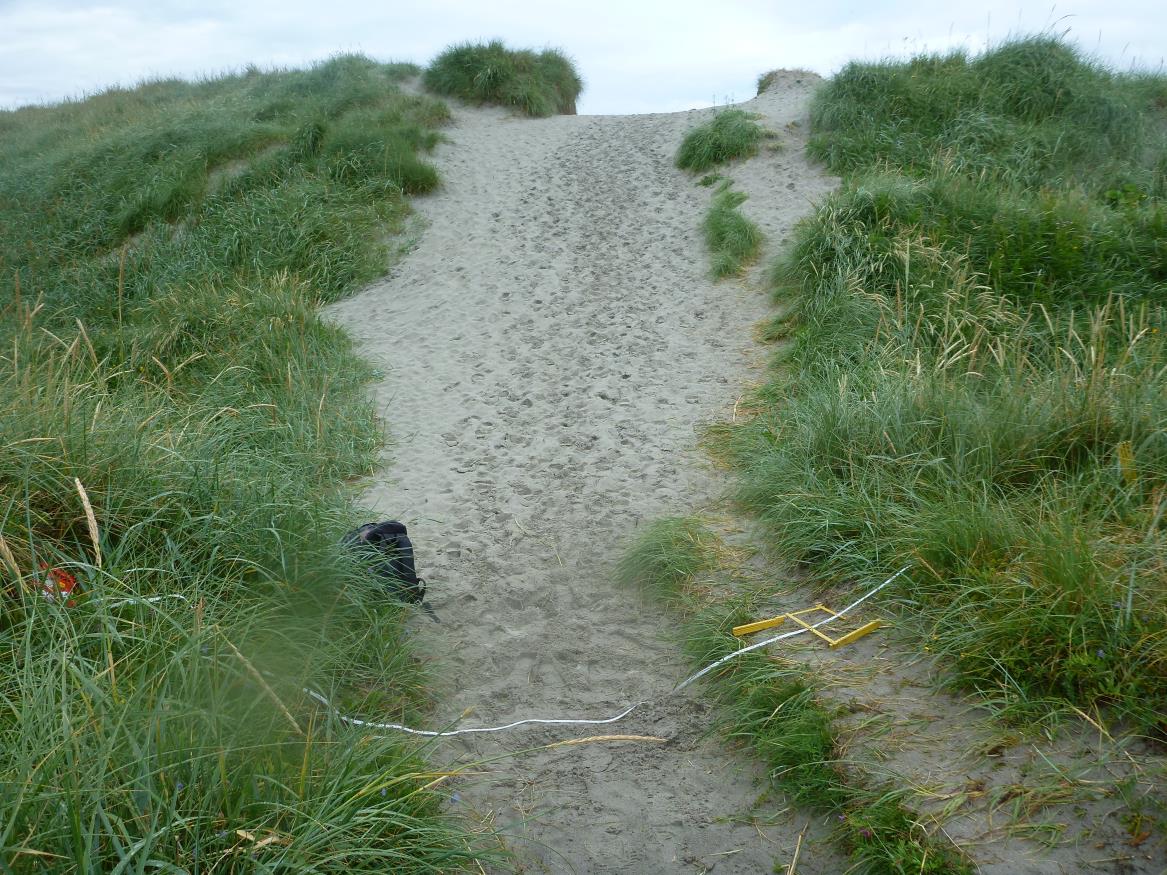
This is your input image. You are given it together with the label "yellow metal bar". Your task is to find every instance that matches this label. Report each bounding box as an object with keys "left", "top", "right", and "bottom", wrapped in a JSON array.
[
  {"left": 732, "top": 615, "right": 787, "bottom": 637},
  {"left": 786, "top": 606, "right": 827, "bottom": 619},
  {"left": 828, "top": 619, "right": 883, "bottom": 649},
  {"left": 731, "top": 602, "right": 883, "bottom": 649},
  {"left": 785, "top": 611, "right": 835, "bottom": 644}
]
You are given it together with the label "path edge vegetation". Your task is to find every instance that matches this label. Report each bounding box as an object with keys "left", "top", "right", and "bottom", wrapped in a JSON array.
[
  {"left": 729, "top": 34, "right": 1167, "bottom": 734},
  {"left": 677, "top": 111, "right": 774, "bottom": 279},
  {"left": 618, "top": 520, "right": 973, "bottom": 874},
  {"left": 702, "top": 181, "right": 764, "bottom": 279},
  {"left": 629, "top": 32, "right": 1166, "bottom": 872}
]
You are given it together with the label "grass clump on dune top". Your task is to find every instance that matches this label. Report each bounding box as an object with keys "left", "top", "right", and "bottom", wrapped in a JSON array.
[
  {"left": 676, "top": 108, "right": 770, "bottom": 172},
  {"left": 808, "top": 35, "right": 1156, "bottom": 197},
  {"left": 726, "top": 36, "right": 1167, "bottom": 731},
  {"left": 423, "top": 40, "right": 583, "bottom": 117},
  {"left": 0, "top": 56, "right": 499, "bottom": 869}
]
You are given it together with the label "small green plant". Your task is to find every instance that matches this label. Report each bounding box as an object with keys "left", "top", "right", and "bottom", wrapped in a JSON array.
[
  {"left": 703, "top": 183, "right": 763, "bottom": 278},
  {"left": 422, "top": 40, "right": 582, "bottom": 117},
  {"left": 617, "top": 517, "right": 716, "bottom": 605},
  {"left": 676, "top": 109, "right": 769, "bottom": 173},
  {"left": 1104, "top": 182, "right": 1148, "bottom": 209}
]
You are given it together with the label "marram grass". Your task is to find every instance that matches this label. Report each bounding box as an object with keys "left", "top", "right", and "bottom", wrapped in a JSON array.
[
  {"left": 616, "top": 516, "right": 716, "bottom": 605},
  {"left": 0, "top": 56, "right": 500, "bottom": 869},
  {"left": 423, "top": 40, "right": 583, "bottom": 117},
  {"left": 727, "top": 36, "right": 1167, "bottom": 732},
  {"left": 676, "top": 109, "right": 770, "bottom": 173},
  {"left": 702, "top": 182, "right": 763, "bottom": 278}
]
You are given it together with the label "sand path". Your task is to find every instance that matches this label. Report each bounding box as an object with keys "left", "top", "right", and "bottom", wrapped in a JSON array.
[{"left": 328, "top": 74, "right": 838, "bottom": 873}]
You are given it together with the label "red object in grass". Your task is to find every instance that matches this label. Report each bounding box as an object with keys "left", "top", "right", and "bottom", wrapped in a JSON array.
[{"left": 39, "top": 564, "right": 78, "bottom": 605}]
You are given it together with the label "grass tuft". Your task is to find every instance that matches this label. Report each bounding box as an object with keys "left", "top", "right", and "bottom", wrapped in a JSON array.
[
  {"left": 616, "top": 517, "right": 716, "bottom": 605},
  {"left": 422, "top": 40, "right": 583, "bottom": 117},
  {"left": 756, "top": 71, "right": 780, "bottom": 95},
  {"left": 676, "top": 109, "right": 769, "bottom": 173},
  {"left": 702, "top": 182, "right": 763, "bottom": 278}
]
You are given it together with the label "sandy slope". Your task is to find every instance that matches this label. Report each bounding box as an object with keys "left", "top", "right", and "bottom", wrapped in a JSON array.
[{"left": 328, "top": 75, "right": 838, "bottom": 873}]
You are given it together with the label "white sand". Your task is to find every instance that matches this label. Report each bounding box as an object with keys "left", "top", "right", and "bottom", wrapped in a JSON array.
[{"left": 328, "top": 74, "right": 840, "bottom": 872}]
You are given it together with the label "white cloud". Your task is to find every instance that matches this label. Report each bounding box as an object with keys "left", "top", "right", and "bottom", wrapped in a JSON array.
[{"left": 0, "top": 0, "right": 1163, "bottom": 114}]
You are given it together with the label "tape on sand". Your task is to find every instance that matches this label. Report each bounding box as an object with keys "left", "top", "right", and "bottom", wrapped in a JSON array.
[{"left": 303, "top": 566, "right": 910, "bottom": 739}]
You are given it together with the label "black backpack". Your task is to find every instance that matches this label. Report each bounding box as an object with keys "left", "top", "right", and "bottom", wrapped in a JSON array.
[{"left": 342, "top": 520, "right": 426, "bottom": 604}]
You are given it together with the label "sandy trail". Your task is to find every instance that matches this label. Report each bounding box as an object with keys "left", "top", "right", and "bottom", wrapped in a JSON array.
[{"left": 328, "top": 76, "right": 837, "bottom": 872}]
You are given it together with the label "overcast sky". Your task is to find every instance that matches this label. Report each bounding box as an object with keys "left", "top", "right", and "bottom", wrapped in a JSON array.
[{"left": 1, "top": 1, "right": 1164, "bottom": 115}]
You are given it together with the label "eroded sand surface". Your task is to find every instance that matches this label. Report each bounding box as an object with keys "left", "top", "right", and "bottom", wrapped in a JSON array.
[{"left": 329, "top": 75, "right": 838, "bottom": 873}]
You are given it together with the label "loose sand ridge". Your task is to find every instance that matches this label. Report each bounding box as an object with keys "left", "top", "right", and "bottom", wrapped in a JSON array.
[{"left": 329, "top": 75, "right": 838, "bottom": 873}]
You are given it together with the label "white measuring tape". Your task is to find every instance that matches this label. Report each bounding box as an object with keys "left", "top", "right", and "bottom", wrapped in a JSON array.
[
  {"left": 100, "top": 594, "right": 192, "bottom": 609},
  {"left": 302, "top": 566, "right": 911, "bottom": 738},
  {"left": 92, "top": 567, "right": 909, "bottom": 739},
  {"left": 302, "top": 690, "right": 644, "bottom": 738}
]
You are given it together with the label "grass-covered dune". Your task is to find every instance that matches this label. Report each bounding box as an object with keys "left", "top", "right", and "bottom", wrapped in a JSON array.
[
  {"left": 0, "top": 55, "right": 503, "bottom": 870},
  {"left": 423, "top": 40, "right": 582, "bottom": 117},
  {"left": 729, "top": 37, "right": 1167, "bottom": 731}
]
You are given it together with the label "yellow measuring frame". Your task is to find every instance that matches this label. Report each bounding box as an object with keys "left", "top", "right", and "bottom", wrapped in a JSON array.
[{"left": 732, "top": 604, "right": 882, "bottom": 649}]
